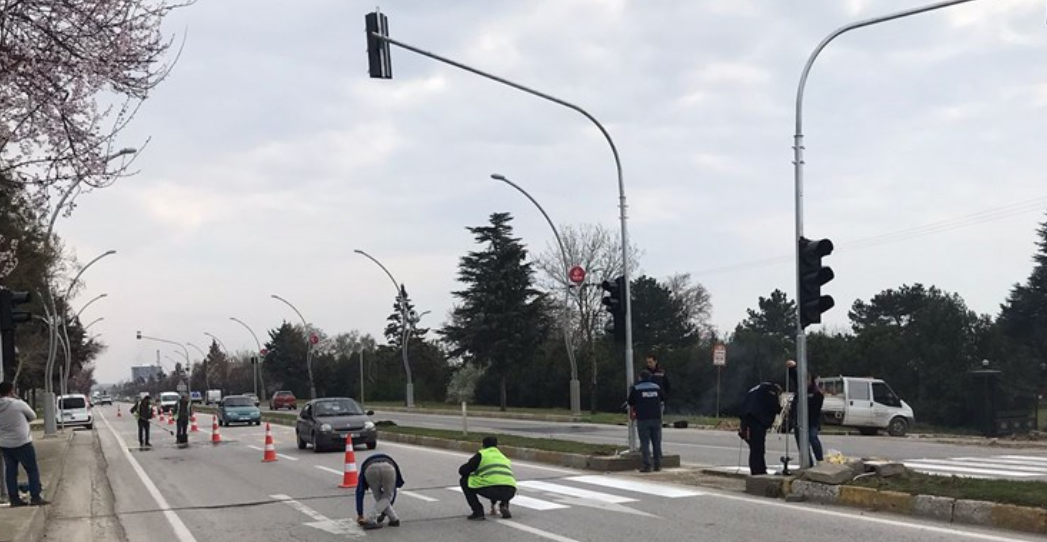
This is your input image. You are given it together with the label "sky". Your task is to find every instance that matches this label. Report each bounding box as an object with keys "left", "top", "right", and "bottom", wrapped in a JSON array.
[{"left": 59, "top": 0, "right": 1047, "bottom": 385}]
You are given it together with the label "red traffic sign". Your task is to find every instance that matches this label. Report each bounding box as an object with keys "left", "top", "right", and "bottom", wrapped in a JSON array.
[
  {"left": 712, "top": 343, "right": 727, "bottom": 367},
  {"left": 568, "top": 265, "right": 586, "bottom": 284},
  {"left": 259, "top": 348, "right": 268, "bottom": 356},
  {"left": 309, "top": 332, "right": 320, "bottom": 345}
]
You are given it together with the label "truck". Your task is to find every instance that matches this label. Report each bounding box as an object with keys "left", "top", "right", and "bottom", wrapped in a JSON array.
[
  {"left": 819, "top": 376, "right": 915, "bottom": 437},
  {"left": 206, "top": 389, "right": 223, "bottom": 405}
]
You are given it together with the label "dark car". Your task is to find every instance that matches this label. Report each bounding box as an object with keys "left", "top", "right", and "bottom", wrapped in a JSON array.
[
  {"left": 295, "top": 398, "right": 376, "bottom": 453},
  {"left": 218, "top": 395, "right": 262, "bottom": 426},
  {"left": 270, "top": 390, "right": 297, "bottom": 411}
]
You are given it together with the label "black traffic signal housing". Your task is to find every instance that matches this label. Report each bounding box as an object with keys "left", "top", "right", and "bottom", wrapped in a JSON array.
[
  {"left": 365, "top": 11, "right": 392, "bottom": 79},
  {"left": 798, "top": 237, "right": 835, "bottom": 328},
  {"left": 601, "top": 276, "right": 626, "bottom": 343},
  {"left": 0, "top": 289, "right": 31, "bottom": 331}
]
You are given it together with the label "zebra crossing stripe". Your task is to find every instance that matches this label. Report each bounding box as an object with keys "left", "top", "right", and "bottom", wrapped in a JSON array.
[
  {"left": 567, "top": 475, "right": 704, "bottom": 497},
  {"left": 998, "top": 455, "right": 1047, "bottom": 464},
  {"left": 937, "top": 459, "right": 1047, "bottom": 473},
  {"left": 517, "top": 481, "right": 638, "bottom": 504},
  {"left": 445, "top": 487, "right": 568, "bottom": 510},
  {"left": 903, "top": 461, "right": 1042, "bottom": 478}
]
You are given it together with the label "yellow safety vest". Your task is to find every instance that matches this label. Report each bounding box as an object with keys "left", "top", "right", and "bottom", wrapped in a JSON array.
[{"left": 468, "top": 447, "right": 516, "bottom": 489}]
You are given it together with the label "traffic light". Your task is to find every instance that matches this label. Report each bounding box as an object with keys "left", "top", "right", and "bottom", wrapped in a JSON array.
[
  {"left": 798, "top": 237, "right": 835, "bottom": 328},
  {"left": 365, "top": 11, "right": 392, "bottom": 79},
  {"left": 601, "top": 276, "right": 626, "bottom": 343},
  {"left": 0, "top": 289, "right": 31, "bottom": 331}
]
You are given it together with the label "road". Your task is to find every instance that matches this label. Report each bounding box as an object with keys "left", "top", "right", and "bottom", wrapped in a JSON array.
[{"left": 74, "top": 404, "right": 1043, "bottom": 542}]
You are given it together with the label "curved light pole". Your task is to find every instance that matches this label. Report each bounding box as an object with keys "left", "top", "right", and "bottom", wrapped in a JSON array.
[
  {"left": 187, "top": 342, "right": 210, "bottom": 391},
  {"left": 491, "top": 173, "right": 581, "bottom": 416},
  {"left": 791, "top": 0, "right": 980, "bottom": 469},
  {"left": 270, "top": 294, "right": 317, "bottom": 400},
  {"left": 60, "top": 250, "right": 116, "bottom": 400},
  {"left": 355, "top": 249, "right": 414, "bottom": 408},
  {"left": 74, "top": 293, "right": 108, "bottom": 320},
  {"left": 230, "top": 317, "right": 264, "bottom": 399},
  {"left": 83, "top": 317, "right": 104, "bottom": 332},
  {"left": 135, "top": 331, "right": 192, "bottom": 398}
]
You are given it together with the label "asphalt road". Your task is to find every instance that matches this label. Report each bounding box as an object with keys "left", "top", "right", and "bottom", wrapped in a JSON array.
[{"left": 87, "top": 404, "right": 1042, "bottom": 542}]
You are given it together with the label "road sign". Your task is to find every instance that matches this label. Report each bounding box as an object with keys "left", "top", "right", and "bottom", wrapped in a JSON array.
[
  {"left": 713, "top": 344, "right": 727, "bottom": 367},
  {"left": 309, "top": 332, "right": 319, "bottom": 345},
  {"left": 260, "top": 348, "right": 268, "bottom": 356},
  {"left": 176, "top": 381, "right": 187, "bottom": 393},
  {"left": 568, "top": 265, "right": 586, "bottom": 284}
]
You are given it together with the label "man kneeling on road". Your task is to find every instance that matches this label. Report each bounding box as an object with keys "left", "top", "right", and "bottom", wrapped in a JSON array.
[
  {"left": 459, "top": 436, "right": 516, "bottom": 521},
  {"left": 356, "top": 453, "right": 405, "bottom": 530}
]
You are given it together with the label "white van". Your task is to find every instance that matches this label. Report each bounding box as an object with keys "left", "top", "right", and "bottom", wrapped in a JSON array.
[
  {"left": 819, "top": 376, "right": 915, "bottom": 437},
  {"left": 159, "top": 392, "right": 180, "bottom": 413},
  {"left": 57, "top": 394, "right": 93, "bottom": 429}
]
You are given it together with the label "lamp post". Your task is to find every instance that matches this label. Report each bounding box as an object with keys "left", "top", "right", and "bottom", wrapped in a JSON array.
[
  {"left": 83, "top": 317, "right": 104, "bottom": 332},
  {"left": 354, "top": 249, "right": 414, "bottom": 408},
  {"left": 491, "top": 172, "right": 581, "bottom": 416},
  {"left": 790, "top": 0, "right": 981, "bottom": 468},
  {"left": 74, "top": 293, "right": 107, "bottom": 320},
  {"left": 135, "top": 331, "right": 192, "bottom": 399},
  {"left": 187, "top": 342, "right": 210, "bottom": 391},
  {"left": 270, "top": 295, "right": 317, "bottom": 400},
  {"left": 229, "top": 317, "right": 263, "bottom": 399}
]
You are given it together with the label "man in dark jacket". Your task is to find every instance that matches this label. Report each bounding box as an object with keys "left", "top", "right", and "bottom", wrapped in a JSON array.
[
  {"left": 787, "top": 360, "right": 825, "bottom": 465},
  {"left": 738, "top": 381, "right": 782, "bottom": 475},
  {"left": 628, "top": 370, "right": 666, "bottom": 473},
  {"left": 459, "top": 437, "right": 516, "bottom": 521},
  {"left": 355, "top": 453, "right": 405, "bottom": 530},
  {"left": 645, "top": 354, "right": 671, "bottom": 400},
  {"left": 175, "top": 394, "right": 192, "bottom": 446},
  {"left": 130, "top": 394, "right": 154, "bottom": 448}
]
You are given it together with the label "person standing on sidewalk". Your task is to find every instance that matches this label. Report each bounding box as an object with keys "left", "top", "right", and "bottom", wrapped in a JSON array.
[
  {"left": 787, "top": 359, "right": 825, "bottom": 465},
  {"left": 0, "top": 382, "right": 49, "bottom": 506},
  {"left": 175, "top": 393, "right": 192, "bottom": 446},
  {"left": 355, "top": 453, "right": 405, "bottom": 530},
  {"left": 130, "top": 394, "right": 153, "bottom": 448},
  {"left": 628, "top": 370, "right": 666, "bottom": 472}
]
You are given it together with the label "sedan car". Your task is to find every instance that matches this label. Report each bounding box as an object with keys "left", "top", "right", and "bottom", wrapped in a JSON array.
[
  {"left": 295, "top": 398, "right": 376, "bottom": 452},
  {"left": 217, "top": 395, "right": 262, "bottom": 426},
  {"left": 269, "top": 390, "right": 296, "bottom": 411},
  {"left": 97, "top": 394, "right": 113, "bottom": 405},
  {"left": 244, "top": 393, "right": 260, "bottom": 406}
]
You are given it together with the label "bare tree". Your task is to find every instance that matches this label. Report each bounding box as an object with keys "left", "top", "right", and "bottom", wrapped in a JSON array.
[{"left": 665, "top": 272, "right": 714, "bottom": 338}]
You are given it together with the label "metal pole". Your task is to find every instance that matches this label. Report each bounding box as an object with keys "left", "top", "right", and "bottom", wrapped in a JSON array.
[
  {"left": 491, "top": 173, "right": 581, "bottom": 416},
  {"left": 354, "top": 249, "right": 414, "bottom": 408},
  {"left": 716, "top": 366, "right": 721, "bottom": 419},
  {"left": 187, "top": 342, "right": 210, "bottom": 391},
  {"left": 230, "top": 318, "right": 264, "bottom": 398},
  {"left": 270, "top": 295, "right": 317, "bottom": 399},
  {"left": 792, "top": 0, "right": 980, "bottom": 469},
  {"left": 74, "top": 293, "right": 108, "bottom": 320},
  {"left": 359, "top": 349, "right": 365, "bottom": 404},
  {"left": 136, "top": 333, "right": 192, "bottom": 398},
  {"left": 376, "top": 34, "right": 634, "bottom": 449},
  {"left": 55, "top": 250, "right": 115, "bottom": 417}
]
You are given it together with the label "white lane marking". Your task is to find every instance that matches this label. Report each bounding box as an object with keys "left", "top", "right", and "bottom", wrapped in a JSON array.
[
  {"left": 277, "top": 454, "right": 300, "bottom": 462},
  {"left": 247, "top": 445, "right": 264, "bottom": 451},
  {"left": 377, "top": 441, "right": 577, "bottom": 474},
  {"left": 271, "top": 494, "right": 363, "bottom": 538},
  {"left": 957, "top": 456, "right": 1047, "bottom": 467},
  {"left": 499, "top": 520, "right": 580, "bottom": 542},
  {"left": 517, "top": 480, "right": 637, "bottom": 504},
  {"left": 903, "top": 462, "right": 1041, "bottom": 478},
  {"left": 446, "top": 487, "right": 568, "bottom": 511},
  {"left": 316, "top": 465, "right": 343, "bottom": 476},
  {"left": 915, "top": 458, "right": 1047, "bottom": 473},
  {"left": 270, "top": 494, "right": 328, "bottom": 522},
  {"left": 567, "top": 475, "right": 704, "bottom": 498},
  {"left": 101, "top": 412, "right": 199, "bottom": 542},
  {"left": 399, "top": 490, "right": 438, "bottom": 502},
  {"left": 999, "top": 455, "right": 1047, "bottom": 463}
]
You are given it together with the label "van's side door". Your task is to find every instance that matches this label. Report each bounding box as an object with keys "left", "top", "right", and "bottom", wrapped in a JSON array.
[
  {"left": 871, "top": 382, "right": 903, "bottom": 428},
  {"left": 843, "top": 379, "right": 874, "bottom": 427}
]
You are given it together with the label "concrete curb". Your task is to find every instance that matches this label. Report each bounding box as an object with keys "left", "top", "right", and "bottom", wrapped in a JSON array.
[
  {"left": 11, "top": 431, "right": 75, "bottom": 542},
  {"left": 374, "top": 406, "right": 582, "bottom": 423}
]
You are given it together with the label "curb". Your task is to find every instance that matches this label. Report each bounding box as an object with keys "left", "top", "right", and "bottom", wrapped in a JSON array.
[
  {"left": 790, "top": 480, "right": 1047, "bottom": 535},
  {"left": 373, "top": 406, "right": 583, "bottom": 423},
  {"left": 12, "top": 431, "right": 75, "bottom": 542}
]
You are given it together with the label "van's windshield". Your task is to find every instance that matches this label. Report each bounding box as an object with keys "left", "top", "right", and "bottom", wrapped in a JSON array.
[
  {"left": 60, "top": 397, "right": 86, "bottom": 409},
  {"left": 160, "top": 393, "right": 180, "bottom": 402}
]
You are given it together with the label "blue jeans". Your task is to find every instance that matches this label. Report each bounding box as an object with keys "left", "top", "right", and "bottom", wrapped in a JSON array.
[
  {"left": 637, "top": 419, "right": 663, "bottom": 469},
  {"left": 794, "top": 424, "right": 824, "bottom": 464},
  {"left": 2, "top": 443, "right": 42, "bottom": 502}
]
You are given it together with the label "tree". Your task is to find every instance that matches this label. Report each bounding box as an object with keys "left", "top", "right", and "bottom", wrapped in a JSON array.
[
  {"left": 263, "top": 322, "right": 310, "bottom": 399},
  {"left": 203, "top": 340, "right": 230, "bottom": 392},
  {"left": 630, "top": 275, "right": 698, "bottom": 355},
  {"left": 998, "top": 213, "right": 1047, "bottom": 386},
  {"left": 384, "top": 285, "right": 429, "bottom": 349},
  {"left": 441, "top": 212, "right": 550, "bottom": 410},
  {"left": 665, "top": 273, "right": 713, "bottom": 338},
  {"left": 737, "top": 289, "right": 796, "bottom": 341}
]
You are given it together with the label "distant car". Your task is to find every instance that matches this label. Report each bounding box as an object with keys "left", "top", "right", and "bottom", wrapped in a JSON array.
[
  {"left": 218, "top": 395, "right": 262, "bottom": 426},
  {"left": 295, "top": 397, "right": 376, "bottom": 453},
  {"left": 269, "top": 391, "right": 297, "bottom": 411},
  {"left": 97, "top": 395, "right": 113, "bottom": 405},
  {"left": 190, "top": 391, "right": 203, "bottom": 404},
  {"left": 57, "top": 394, "right": 93, "bottom": 429},
  {"left": 158, "top": 392, "right": 180, "bottom": 413},
  {"left": 244, "top": 393, "right": 260, "bottom": 407}
]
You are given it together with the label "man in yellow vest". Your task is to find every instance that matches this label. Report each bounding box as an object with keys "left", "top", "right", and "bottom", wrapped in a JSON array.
[{"left": 458, "top": 436, "right": 516, "bottom": 521}]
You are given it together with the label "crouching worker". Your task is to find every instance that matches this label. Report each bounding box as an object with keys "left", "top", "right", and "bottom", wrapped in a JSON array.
[
  {"left": 355, "top": 453, "right": 405, "bottom": 530},
  {"left": 459, "top": 436, "right": 516, "bottom": 521}
]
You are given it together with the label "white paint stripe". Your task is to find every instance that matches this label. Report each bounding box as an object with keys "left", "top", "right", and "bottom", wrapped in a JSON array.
[
  {"left": 270, "top": 494, "right": 328, "bottom": 522},
  {"left": 101, "top": 412, "right": 199, "bottom": 542},
  {"left": 957, "top": 456, "right": 1047, "bottom": 467},
  {"left": 903, "top": 462, "right": 1041, "bottom": 478},
  {"left": 518, "top": 480, "right": 637, "bottom": 503},
  {"left": 999, "top": 455, "right": 1047, "bottom": 464},
  {"left": 377, "top": 441, "right": 577, "bottom": 474},
  {"left": 923, "top": 459, "right": 1047, "bottom": 473},
  {"left": 567, "top": 475, "right": 704, "bottom": 497},
  {"left": 316, "top": 465, "right": 342, "bottom": 476},
  {"left": 246, "top": 445, "right": 264, "bottom": 452},
  {"left": 399, "top": 490, "right": 438, "bottom": 502},
  {"left": 446, "top": 487, "right": 568, "bottom": 510},
  {"left": 276, "top": 453, "right": 299, "bottom": 461},
  {"left": 499, "top": 519, "right": 580, "bottom": 542}
]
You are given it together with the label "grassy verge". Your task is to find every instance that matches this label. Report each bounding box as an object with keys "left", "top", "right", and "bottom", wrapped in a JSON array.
[
  {"left": 379, "top": 425, "right": 622, "bottom": 456},
  {"left": 852, "top": 472, "right": 1047, "bottom": 509}
]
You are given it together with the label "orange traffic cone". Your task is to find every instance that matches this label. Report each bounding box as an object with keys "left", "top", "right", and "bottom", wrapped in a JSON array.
[
  {"left": 338, "top": 440, "right": 358, "bottom": 488},
  {"left": 211, "top": 416, "right": 222, "bottom": 444},
  {"left": 168, "top": 412, "right": 174, "bottom": 425},
  {"left": 261, "top": 423, "right": 278, "bottom": 462},
  {"left": 190, "top": 414, "right": 199, "bottom": 433},
  {"left": 158, "top": 409, "right": 165, "bottom": 423},
  {"left": 117, "top": 405, "right": 122, "bottom": 417}
]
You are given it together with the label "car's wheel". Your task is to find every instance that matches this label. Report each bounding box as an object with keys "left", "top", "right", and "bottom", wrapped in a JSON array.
[
  {"left": 312, "top": 432, "right": 321, "bottom": 453},
  {"left": 297, "top": 431, "right": 306, "bottom": 450},
  {"left": 86, "top": 423, "right": 94, "bottom": 430},
  {"left": 366, "top": 440, "right": 377, "bottom": 450},
  {"left": 858, "top": 427, "right": 878, "bottom": 436},
  {"left": 292, "top": 405, "right": 297, "bottom": 410},
  {"left": 888, "top": 417, "right": 909, "bottom": 437}
]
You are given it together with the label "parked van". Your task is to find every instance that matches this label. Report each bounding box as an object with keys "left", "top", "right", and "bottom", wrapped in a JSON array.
[
  {"left": 819, "top": 376, "right": 915, "bottom": 437},
  {"left": 57, "top": 394, "right": 93, "bottom": 429}
]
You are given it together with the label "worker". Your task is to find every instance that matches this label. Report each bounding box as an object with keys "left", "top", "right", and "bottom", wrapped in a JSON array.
[
  {"left": 628, "top": 370, "right": 666, "bottom": 472},
  {"left": 175, "top": 393, "right": 192, "bottom": 447},
  {"left": 738, "top": 381, "right": 782, "bottom": 476},
  {"left": 787, "top": 359, "right": 825, "bottom": 465},
  {"left": 130, "top": 394, "right": 154, "bottom": 448},
  {"left": 355, "top": 453, "right": 405, "bottom": 530},
  {"left": 459, "top": 436, "right": 516, "bottom": 521}
]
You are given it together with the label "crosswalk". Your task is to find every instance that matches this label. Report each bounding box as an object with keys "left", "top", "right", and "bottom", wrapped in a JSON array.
[
  {"left": 445, "top": 474, "right": 704, "bottom": 513},
  {"left": 903, "top": 455, "right": 1047, "bottom": 480}
]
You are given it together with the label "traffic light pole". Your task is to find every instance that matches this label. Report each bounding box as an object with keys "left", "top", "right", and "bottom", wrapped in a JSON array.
[
  {"left": 792, "top": 0, "right": 980, "bottom": 469},
  {"left": 372, "top": 31, "right": 636, "bottom": 450}
]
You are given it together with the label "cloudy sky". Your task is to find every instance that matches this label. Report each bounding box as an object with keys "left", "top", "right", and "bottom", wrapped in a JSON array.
[{"left": 61, "top": 0, "right": 1047, "bottom": 384}]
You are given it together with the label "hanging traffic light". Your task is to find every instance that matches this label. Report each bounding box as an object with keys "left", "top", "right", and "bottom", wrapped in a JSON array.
[
  {"left": 798, "top": 237, "right": 835, "bottom": 328},
  {"left": 365, "top": 11, "right": 392, "bottom": 79},
  {"left": 0, "top": 289, "right": 31, "bottom": 331},
  {"left": 601, "top": 276, "right": 626, "bottom": 342}
]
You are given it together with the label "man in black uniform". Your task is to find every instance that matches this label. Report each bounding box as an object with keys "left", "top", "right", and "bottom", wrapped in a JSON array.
[
  {"left": 628, "top": 370, "right": 666, "bottom": 473},
  {"left": 738, "top": 382, "right": 782, "bottom": 475},
  {"left": 787, "top": 359, "right": 825, "bottom": 465}
]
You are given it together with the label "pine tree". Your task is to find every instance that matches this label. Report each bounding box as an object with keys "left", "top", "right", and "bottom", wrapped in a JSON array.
[
  {"left": 384, "top": 285, "right": 429, "bottom": 348},
  {"left": 998, "top": 214, "right": 1047, "bottom": 380}
]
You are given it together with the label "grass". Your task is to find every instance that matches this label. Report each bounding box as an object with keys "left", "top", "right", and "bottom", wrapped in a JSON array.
[
  {"left": 852, "top": 472, "right": 1047, "bottom": 510},
  {"left": 378, "top": 425, "right": 623, "bottom": 456}
]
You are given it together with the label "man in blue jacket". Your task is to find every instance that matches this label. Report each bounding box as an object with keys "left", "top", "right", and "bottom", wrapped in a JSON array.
[
  {"left": 355, "top": 453, "right": 405, "bottom": 530},
  {"left": 628, "top": 370, "right": 666, "bottom": 473}
]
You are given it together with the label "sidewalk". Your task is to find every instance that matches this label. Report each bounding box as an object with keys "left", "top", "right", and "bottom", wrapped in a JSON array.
[
  {"left": 38, "top": 430, "right": 124, "bottom": 542},
  {"left": 0, "top": 430, "right": 75, "bottom": 542}
]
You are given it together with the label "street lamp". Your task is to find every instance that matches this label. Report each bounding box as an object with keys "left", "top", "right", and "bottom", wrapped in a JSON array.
[
  {"left": 74, "top": 293, "right": 108, "bottom": 320},
  {"left": 270, "top": 294, "right": 317, "bottom": 400},
  {"left": 229, "top": 317, "right": 264, "bottom": 398},
  {"left": 83, "top": 317, "right": 104, "bottom": 332},
  {"left": 491, "top": 172, "right": 581, "bottom": 416},
  {"left": 135, "top": 331, "right": 192, "bottom": 399},
  {"left": 354, "top": 249, "right": 415, "bottom": 408},
  {"left": 187, "top": 342, "right": 210, "bottom": 391},
  {"left": 790, "top": 0, "right": 981, "bottom": 468},
  {"left": 60, "top": 250, "right": 116, "bottom": 399}
]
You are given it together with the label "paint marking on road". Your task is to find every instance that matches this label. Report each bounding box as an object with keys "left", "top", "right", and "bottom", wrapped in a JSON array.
[
  {"left": 957, "top": 456, "right": 1047, "bottom": 467},
  {"left": 271, "top": 494, "right": 364, "bottom": 538},
  {"left": 919, "top": 458, "right": 1047, "bottom": 473},
  {"left": 270, "top": 494, "right": 328, "bottom": 522},
  {"left": 903, "top": 462, "right": 1041, "bottom": 478},
  {"left": 567, "top": 475, "right": 704, "bottom": 498},
  {"left": 999, "top": 455, "right": 1047, "bottom": 464},
  {"left": 100, "top": 412, "right": 200, "bottom": 542},
  {"left": 247, "top": 445, "right": 264, "bottom": 452},
  {"left": 445, "top": 487, "right": 568, "bottom": 510},
  {"left": 316, "top": 465, "right": 343, "bottom": 476},
  {"left": 517, "top": 481, "right": 637, "bottom": 504},
  {"left": 378, "top": 441, "right": 577, "bottom": 474},
  {"left": 399, "top": 490, "right": 438, "bottom": 502},
  {"left": 499, "top": 520, "right": 580, "bottom": 542},
  {"left": 276, "top": 453, "right": 300, "bottom": 461}
]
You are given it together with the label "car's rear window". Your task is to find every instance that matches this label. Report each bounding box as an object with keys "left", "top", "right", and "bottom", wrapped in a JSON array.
[
  {"left": 60, "top": 397, "right": 86, "bottom": 409},
  {"left": 275, "top": 392, "right": 293, "bottom": 398},
  {"left": 224, "top": 397, "right": 254, "bottom": 407}
]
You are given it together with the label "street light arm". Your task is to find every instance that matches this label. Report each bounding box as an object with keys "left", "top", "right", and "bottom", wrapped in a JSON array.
[
  {"left": 271, "top": 295, "right": 310, "bottom": 332},
  {"left": 83, "top": 317, "right": 104, "bottom": 331},
  {"left": 353, "top": 250, "right": 401, "bottom": 295},
  {"left": 63, "top": 250, "right": 117, "bottom": 301},
  {"left": 491, "top": 174, "right": 571, "bottom": 275},
  {"left": 229, "top": 317, "right": 263, "bottom": 352},
  {"left": 74, "top": 293, "right": 108, "bottom": 320},
  {"left": 204, "top": 332, "right": 229, "bottom": 354}
]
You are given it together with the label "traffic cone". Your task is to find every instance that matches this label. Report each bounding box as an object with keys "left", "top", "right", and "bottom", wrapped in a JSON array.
[
  {"left": 117, "top": 405, "right": 122, "bottom": 418},
  {"left": 168, "top": 412, "right": 174, "bottom": 425},
  {"left": 190, "top": 414, "right": 199, "bottom": 433},
  {"left": 261, "top": 423, "right": 278, "bottom": 462},
  {"left": 338, "top": 439, "right": 358, "bottom": 488},
  {"left": 211, "top": 416, "right": 222, "bottom": 444},
  {"left": 158, "top": 408, "right": 165, "bottom": 423}
]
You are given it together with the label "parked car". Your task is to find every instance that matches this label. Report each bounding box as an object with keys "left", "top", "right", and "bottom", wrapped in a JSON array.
[
  {"left": 269, "top": 390, "right": 297, "bottom": 411},
  {"left": 190, "top": 391, "right": 203, "bottom": 404},
  {"left": 97, "top": 394, "right": 113, "bottom": 405},
  {"left": 57, "top": 394, "right": 93, "bottom": 429},
  {"left": 244, "top": 393, "right": 260, "bottom": 407},
  {"left": 158, "top": 392, "right": 180, "bottom": 413},
  {"left": 819, "top": 376, "right": 915, "bottom": 436},
  {"left": 218, "top": 395, "right": 262, "bottom": 426},
  {"left": 295, "top": 397, "right": 376, "bottom": 453}
]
